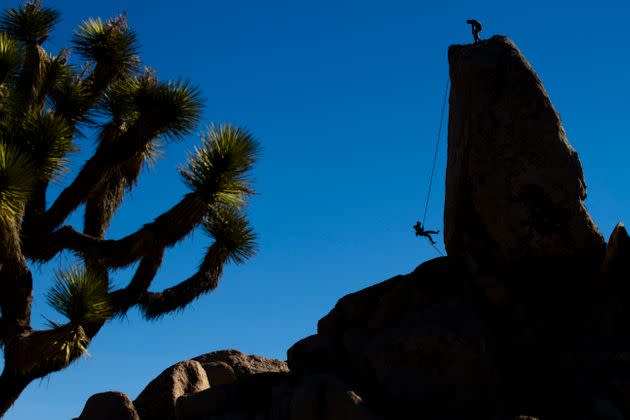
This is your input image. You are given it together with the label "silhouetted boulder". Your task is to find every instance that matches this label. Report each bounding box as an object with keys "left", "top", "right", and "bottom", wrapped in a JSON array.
[
  {"left": 193, "top": 349, "right": 288, "bottom": 380},
  {"left": 314, "top": 257, "right": 500, "bottom": 418},
  {"left": 134, "top": 360, "right": 209, "bottom": 420},
  {"left": 444, "top": 35, "right": 605, "bottom": 267},
  {"left": 602, "top": 222, "right": 630, "bottom": 274},
  {"left": 175, "top": 371, "right": 291, "bottom": 419},
  {"left": 288, "top": 374, "right": 381, "bottom": 420},
  {"left": 203, "top": 361, "right": 238, "bottom": 386},
  {"left": 287, "top": 334, "right": 342, "bottom": 376},
  {"left": 77, "top": 391, "right": 139, "bottom": 420}
]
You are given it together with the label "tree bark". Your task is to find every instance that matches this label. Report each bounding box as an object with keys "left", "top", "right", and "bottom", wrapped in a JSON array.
[{"left": 0, "top": 370, "right": 31, "bottom": 418}]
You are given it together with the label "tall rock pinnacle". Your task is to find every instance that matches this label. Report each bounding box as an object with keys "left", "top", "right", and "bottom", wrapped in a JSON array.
[{"left": 444, "top": 35, "right": 605, "bottom": 266}]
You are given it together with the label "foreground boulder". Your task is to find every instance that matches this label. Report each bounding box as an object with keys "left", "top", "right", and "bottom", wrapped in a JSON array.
[
  {"left": 310, "top": 257, "right": 499, "bottom": 418},
  {"left": 288, "top": 374, "right": 382, "bottom": 420},
  {"left": 602, "top": 222, "right": 630, "bottom": 275},
  {"left": 444, "top": 35, "right": 605, "bottom": 267},
  {"left": 77, "top": 391, "right": 139, "bottom": 420},
  {"left": 193, "top": 349, "right": 289, "bottom": 381},
  {"left": 133, "top": 360, "right": 209, "bottom": 420}
]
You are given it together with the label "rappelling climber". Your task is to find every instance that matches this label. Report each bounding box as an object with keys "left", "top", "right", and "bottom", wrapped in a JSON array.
[
  {"left": 466, "top": 19, "right": 482, "bottom": 43},
  {"left": 413, "top": 221, "right": 439, "bottom": 245}
]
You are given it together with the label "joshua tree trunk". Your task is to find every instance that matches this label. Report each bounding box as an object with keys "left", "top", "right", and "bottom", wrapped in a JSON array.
[{"left": 0, "top": 371, "right": 30, "bottom": 417}]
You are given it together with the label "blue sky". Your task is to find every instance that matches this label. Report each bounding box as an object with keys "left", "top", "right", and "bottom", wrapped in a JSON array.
[{"left": 3, "top": 0, "right": 629, "bottom": 418}]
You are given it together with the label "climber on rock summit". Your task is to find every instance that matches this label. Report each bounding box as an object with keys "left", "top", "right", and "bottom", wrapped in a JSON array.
[{"left": 466, "top": 19, "right": 482, "bottom": 43}]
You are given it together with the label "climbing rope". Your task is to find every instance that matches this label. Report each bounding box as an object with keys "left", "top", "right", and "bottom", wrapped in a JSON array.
[
  {"left": 414, "top": 75, "right": 449, "bottom": 256},
  {"left": 430, "top": 242, "right": 444, "bottom": 256},
  {"left": 421, "top": 75, "right": 450, "bottom": 226}
]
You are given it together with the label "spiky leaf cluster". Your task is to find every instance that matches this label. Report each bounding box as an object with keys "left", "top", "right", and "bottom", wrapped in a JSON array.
[
  {"left": 21, "top": 110, "right": 74, "bottom": 179},
  {"left": 203, "top": 205, "right": 257, "bottom": 265},
  {"left": 48, "top": 70, "right": 92, "bottom": 123},
  {"left": 0, "top": 1, "right": 60, "bottom": 44},
  {"left": 102, "top": 76, "right": 203, "bottom": 141},
  {"left": 37, "top": 49, "right": 69, "bottom": 101},
  {"left": 0, "top": 32, "right": 22, "bottom": 82},
  {"left": 46, "top": 265, "right": 112, "bottom": 325},
  {"left": 72, "top": 15, "right": 139, "bottom": 77},
  {"left": 180, "top": 124, "right": 260, "bottom": 206},
  {"left": 43, "top": 323, "right": 90, "bottom": 364},
  {"left": 0, "top": 142, "right": 35, "bottom": 218},
  {"left": 0, "top": 110, "right": 74, "bottom": 180}
]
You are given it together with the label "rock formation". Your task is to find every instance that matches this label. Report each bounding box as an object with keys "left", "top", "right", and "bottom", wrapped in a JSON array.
[
  {"left": 444, "top": 35, "right": 605, "bottom": 266},
  {"left": 76, "top": 36, "right": 630, "bottom": 420},
  {"left": 77, "top": 392, "right": 139, "bottom": 420},
  {"left": 133, "top": 360, "right": 209, "bottom": 420}
]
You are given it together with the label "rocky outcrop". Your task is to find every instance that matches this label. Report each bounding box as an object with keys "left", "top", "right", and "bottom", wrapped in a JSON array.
[
  {"left": 308, "top": 257, "right": 499, "bottom": 418},
  {"left": 287, "top": 374, "right": 381, "bottom": 420},
  {"left": 193, "top": 349, "right": 289, "bottom": 381},
  {"left": 602, "top": 222, "right": 630, "bottom": 274},
  {"left": 133, "top": 360, "right": 209, "bottom": 420},
  {"left": 444, "top": 35, "right": 605, "bottom": 267},
  {"left": 77, "top": 391, "right": 139, "bottom": 420},
  {"left": 76, "top": 36, "right": 629, "bottom": 420}
]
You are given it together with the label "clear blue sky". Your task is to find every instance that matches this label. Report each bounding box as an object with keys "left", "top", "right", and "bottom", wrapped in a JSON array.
[{"left": 4, "top": 0, "right": 629, "bottom": 418}]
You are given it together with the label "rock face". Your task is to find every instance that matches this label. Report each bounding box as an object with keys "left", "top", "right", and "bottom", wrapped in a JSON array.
[
  {"left": 309, "top": 258, "right": 504, "bottom": 418},
  {"left": 287, "top": 374, "right": 381, "bottom": 420},
  {"left": 310, "top": 257, "right": 498, "bottom": 418},
  {"left": 133, "top": 360, "right": 209, "bottom": 420},
  {"left": 444, "top": 35, "right": 605, "bottom": 266},
  {"left": 77, "top": 391, "right": 139, "bottom": 420},
  {"left": 76, "top": 36, "right": 629, "bottom": 420},
  {"left": 602, "top": 222, "right": 630, "bottom": 274},
  {"left": 193, "top": 349, "right": 289, "bottom": 381}
]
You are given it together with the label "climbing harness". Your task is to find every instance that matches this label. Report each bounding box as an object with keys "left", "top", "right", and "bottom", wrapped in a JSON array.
[{"left": 415, "top": 75, "right": 450, "bottom": 256}]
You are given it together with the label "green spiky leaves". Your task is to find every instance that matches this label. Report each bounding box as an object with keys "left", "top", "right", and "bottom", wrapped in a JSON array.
[
  {"left": 180, "top": 124, "right": 260, "bottom": 207},
  {"left": 46, "top": 265, "right": 111, "bottom": 326},
  {"left": 0, "top": 142, "right": 35, "bottom": 219},
  {"left": 17, "top": 110, "right": 73, "bottom": 180},
  {"left": 43, "top": 265, "right": 111, "bottom": 365},
  {"left": 72, "top": 15, "right": 139, "bottom": 77},
  {"left": 136, "top": 78, "right": 203, "bottom": 140},
  {"left": 203, "top": 205, "right": 257, "bottom": 265},
  {"left": 48, "top": 71, "right": 92, "bottom": 123},
  {"left": 102, "top": 75, "right": 203, "bottom": 140},
  {"left": 0, "top": 32, "right": 22, "bottom": 82},
  {"left": 43, "top": 323, "right": 90, "bottom": 365},
  {"left": 0, "top": 1, "right": 60, "bottom": 44}
]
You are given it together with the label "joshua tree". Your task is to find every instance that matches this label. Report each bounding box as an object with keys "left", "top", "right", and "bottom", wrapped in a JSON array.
[{"left": 0, "top": 2, "right": 260, "bottom": 415}]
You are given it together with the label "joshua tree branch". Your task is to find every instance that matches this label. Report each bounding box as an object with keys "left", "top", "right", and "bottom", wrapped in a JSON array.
[
  {"left": 109, "top": 248, "right": 165, "bottom": 314},
  {"left": 28, "top": 124, "right": 159, "bottom": 234},
  {"left": 138, "top": 243, "right": 228, "bottom": 319},
  {"left": 28, "top": 193, "right": 208, "bottom": 266}
]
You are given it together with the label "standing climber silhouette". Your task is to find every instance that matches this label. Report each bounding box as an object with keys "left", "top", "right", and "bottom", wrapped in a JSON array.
[
  {"left": 413, "top": 221, "right": 440, "bottom": 245},
  {"left": 466, "top": 19, "right": 483, "bottom": 43}
]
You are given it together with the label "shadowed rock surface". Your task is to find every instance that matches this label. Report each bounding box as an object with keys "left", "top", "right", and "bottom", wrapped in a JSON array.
[
  {"left": 77, "top": 391, "right": 139, "bottom": 420},
  {"left": 444, "top": 35, "right": 605, "bottom": 266},
  {"left": 133, "top": 360, "right": 209, "bottom": 420},
  {"left": 193, "top": 349, "right": 289, "bottom": 381},
  {"left": 76, "top": 36, "right": 629, "bottom": 420}
]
